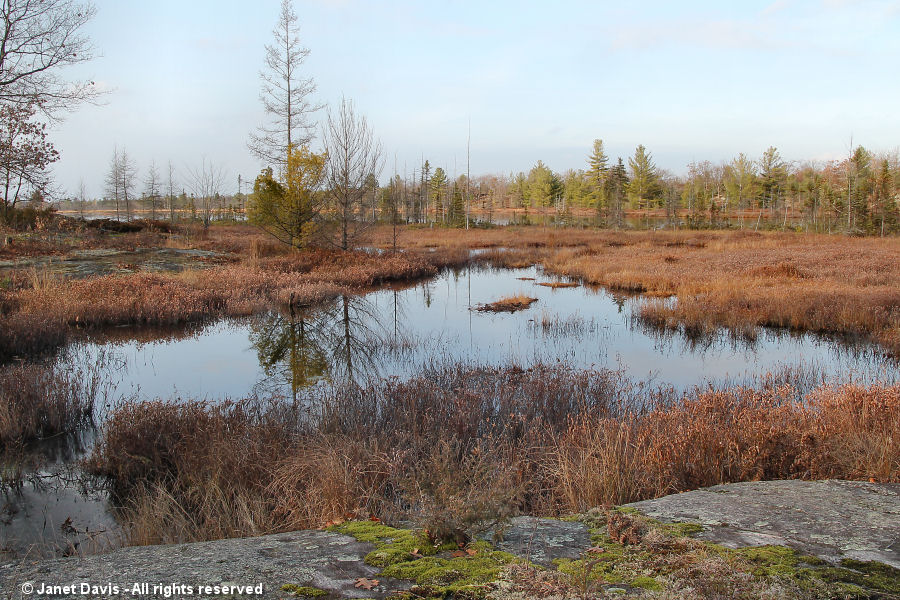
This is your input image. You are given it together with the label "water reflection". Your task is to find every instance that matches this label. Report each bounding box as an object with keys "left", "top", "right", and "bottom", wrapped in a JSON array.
[
  {"left": 1, "top": 430, "right": 119, "bottom": 559},
  {"left": 68, "top": 264, "right": 898, "bottom": 402},
  {"left": 250, "top": 295, "right": 392, "bottom": 397}
]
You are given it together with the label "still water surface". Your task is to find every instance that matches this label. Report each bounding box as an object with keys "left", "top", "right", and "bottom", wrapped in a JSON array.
[{"left": 72, "top": 264, "right": 896, "bottom": 401}]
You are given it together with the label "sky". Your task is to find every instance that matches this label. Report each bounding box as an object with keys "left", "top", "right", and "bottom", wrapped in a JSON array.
[{"left": 51, "top": 0, "right": 900, "bottom": 198}]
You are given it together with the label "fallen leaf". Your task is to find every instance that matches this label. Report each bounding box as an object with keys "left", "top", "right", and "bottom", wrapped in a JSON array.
[
  {"left": 587, "top": 546, "right": 606, "bottom": 554},
  {"left": 354, "top": 578, "right": 379, "bottom": 590},
  {"left": 451, "top": 550, "right": 467, "bottom": 558},
  {"left": 465, "top": 548, "right": 477, "bottom": 556},
  {"left": 410, "top": 547, "right": 422, "bottom": 558},
  {"left": 369, "top": 515, "right": 381, "bottom": 522}
]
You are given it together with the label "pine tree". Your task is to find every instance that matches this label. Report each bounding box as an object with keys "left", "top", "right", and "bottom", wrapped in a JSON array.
[
  {"left": 448, "top": 181, "right": 465, "bottom": 227},
  {"left": 874, "top": 159, "right": 897, "bottom": 235},
  {"left": 758, "top": 146, "right": 787, "bottom": 222},
  {"left": 430, "top": 167, "right": 448, "bottom": 224},
  {"left": 606, "top": 158, "right": 628, "bottom": 228},
  {"left": 849, "top": 146, "right": 873, "bottom": 231},
  {"left": 626, "top": 144, "right": 659, "bottom": 215},
  {"left": 586, "top": 139, "right": 609, "bottom": 217}
]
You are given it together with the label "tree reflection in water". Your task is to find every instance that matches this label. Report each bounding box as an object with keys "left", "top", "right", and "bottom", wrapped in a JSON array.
[{"left": 249, "top": 294, "right": 395, "bottom": 400}]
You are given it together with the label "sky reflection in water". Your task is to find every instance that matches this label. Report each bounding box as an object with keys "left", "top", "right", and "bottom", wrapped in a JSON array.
[{"left": 71, "top": 265, "right": 898, "bottom": 401}]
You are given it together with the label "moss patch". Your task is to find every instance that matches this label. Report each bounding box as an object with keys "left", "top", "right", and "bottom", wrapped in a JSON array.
[
  {"left": 816, "top": 559, "right": 900, "bottom": 594},
  {"left": 331, "top": 521, "right": 517, "bottom": 599},
  {"left": 329, "top": 521, "right": 452, "bottom": 568},
  {"left": 562, "top": 508, "right": 900, "bottom": 599},
  {"left": 657, "top": 521, "right": 704, "bottom": 538},
  {"left": 280, "top": 584, "right": 327, "bottom": 598}
]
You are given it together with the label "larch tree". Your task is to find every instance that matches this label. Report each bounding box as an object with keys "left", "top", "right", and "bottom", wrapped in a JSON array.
[
  {"left": 143, "top": 161, "right": 161, "bottom": 220},
  {"left": 248, "top": 146, "right": 326, "bottom": 250},
  {"left": 322, "top": 97, "right": 383, "bottom": 250},
  {"left": 166, "top": 161, "right": 177, "bottom": 221},
  {"left": 118, "top": 149, "right": 138, "bottom": 221},
  {"left": 104, "top": 147, "right": 121, "bottom": 220},
  {"left": 249, "top": 0, "right": 321, "bottom": 171}
]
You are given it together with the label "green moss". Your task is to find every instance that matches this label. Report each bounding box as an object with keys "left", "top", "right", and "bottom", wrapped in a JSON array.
[
  {"left": 733, "top": 545, "right": 803, "bottom": 577},
  {"left": 329, "top": 521, "right": 452, "bottom": 568},
  {"left": 613, "top": 506, "right": 640, "bottom": 516},
  {"left": 382, "top": 547, "right": 517, "bottom": 598},
  {"left": 630, "top": 576, "right": 662, "bottom": 591},
  {"left": 280, "top": 584, "right": 327, "bottom": 598},
  {"left": 816, "top": 559, "right": 900, "bottom": 594},
  {"left": 659, "top": 521, "right": 704, "bottom": 538},
  {"left": 332, "top": 521, "right": 516, "bottom": 599}
]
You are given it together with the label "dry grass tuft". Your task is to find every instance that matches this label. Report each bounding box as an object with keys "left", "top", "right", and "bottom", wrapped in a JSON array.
[
  {"left": 0, "top": 362, "right": 98, "bottom": 450},
  {"left": 536, "top": 281, "right": 579, "bottom": 289},
  {"left": 476, "top": 295, "right": 538, "bottom": 313}
]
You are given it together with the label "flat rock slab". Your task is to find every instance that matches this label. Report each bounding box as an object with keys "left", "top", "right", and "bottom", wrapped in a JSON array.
[
  {"left": 0, "top": 530, "right": 409, "bottom": 600},
  {"left": 479, "top": 516, "right": 591, "bottom": 567},
  {"left": 626, "top": 479, "right": 900, "bottom": 568}
]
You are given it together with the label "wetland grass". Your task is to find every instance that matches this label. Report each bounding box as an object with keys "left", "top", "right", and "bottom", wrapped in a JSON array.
[{"left": 86, "top": 365, "right": 900, "bottom": 546}]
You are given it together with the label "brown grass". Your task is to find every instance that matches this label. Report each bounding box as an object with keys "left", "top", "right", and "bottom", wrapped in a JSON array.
[
  {"left": 536, "top": 281, "right": 579, "bottom": 289},
  {"left": 0, "top": 245, "right": 470, "bottom": 362},
  {"left": 476, "top": 295, "right": 538, "bottom": 313},
  {"left": 9, "top": 223, "right": 896, "bottom": 359},
  {"left": 86, "top": 365, "right": 900, "bottom": 546},
  {"left": 0, "top": 362, "right": 98, "bottom": 450}
]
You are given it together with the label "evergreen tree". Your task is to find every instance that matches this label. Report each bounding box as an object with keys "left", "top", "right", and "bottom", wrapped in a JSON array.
[
  {"left": 725, "top": 153, "right": 757, "bottom": 227},
  {"left": 874, "top": 158, "right": 897, "bottom": 235},
  {"left": 586, "top": 139, "right": 609, "bottom": 215},
  {"left": 849, "top": 146, "right": 873, "bottom": 230},
  {"left": 448, "top": 181, "right": 465, "bottom": 227},
  {"left": 606, "top": 158, "right": 628, "bottom": 227},
  {"left": 626, "top": 144, "right": 659, "bottom": 213},
  {"left": 526, "top": 160, "right": 562, "bottom": 209},
  {"left": 430, "top": 167, "right": 448, "bottom": 224},
  {"left": 758, "top": 146, "right": 787, "bottom": 220}
]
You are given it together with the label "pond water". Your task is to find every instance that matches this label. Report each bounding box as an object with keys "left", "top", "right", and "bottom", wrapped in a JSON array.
[
  {"left": 71, "top": 264, "right": 896, "bottom": 402},
  {"left": 3, "top": 263, "right": 898, "bottom": 558}
]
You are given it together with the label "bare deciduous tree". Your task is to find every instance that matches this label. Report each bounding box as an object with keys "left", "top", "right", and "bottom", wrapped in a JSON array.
[
  {"left": 166, "top": 161, "right": 177, "bottom": 221},
  {"left": 323, "top": 97, "right": 383, "bottom": 250},
  {"left": 249, "top": 0, "right": 321, "bottom": 170},
  {"left": 0, "top": 0, "right": 100, "bottom": 118},
  {"left": 119, "top": 149, "right": 137, "bottom": 221},
  {"left": 104, "top": 147, "right": 135, "bottom": 221},
  {"left": 77, "top": 179, "right": 86, "bottom": 218},
  {"left": 186, "top": 157, "right": 227, "bottom": 229},
  {"left": 143, "top": 160, "right": 161, "bottom": 220}
]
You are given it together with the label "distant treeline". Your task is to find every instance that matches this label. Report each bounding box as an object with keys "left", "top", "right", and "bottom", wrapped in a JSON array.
[
  {"left": 56, "top": 140, "right": 900, "bottom": 234},
  {"left": 372, "top": 141, "right": 900, "bottom": 234}
]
